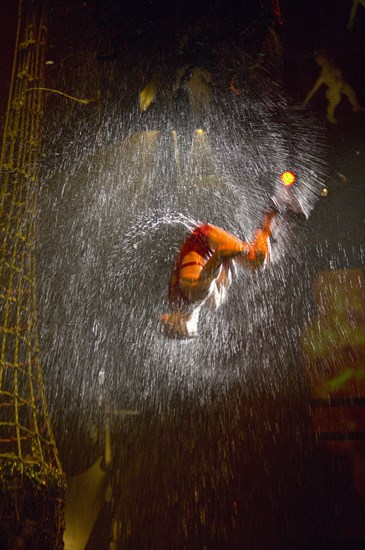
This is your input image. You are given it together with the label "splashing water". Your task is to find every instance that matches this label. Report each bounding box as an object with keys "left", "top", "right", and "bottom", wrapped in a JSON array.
[
  {"left": 35, "top": 12, "right": 342, "bottom": 545},
  {"left": 38, "top": 55, "right": 326, "bottom": 414}
]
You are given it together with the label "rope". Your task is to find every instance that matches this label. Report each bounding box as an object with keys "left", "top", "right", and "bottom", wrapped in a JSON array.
[
  {"left": 0, "top": 0, "right": 23, "bottom": 170},
  {"left": 21, "top": 86, "right": 101, "bottom": 104}
]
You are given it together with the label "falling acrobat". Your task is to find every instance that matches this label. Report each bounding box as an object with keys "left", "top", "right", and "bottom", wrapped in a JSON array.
[{"left": 160, "top": 209, "right": 276, "bottom": 338}]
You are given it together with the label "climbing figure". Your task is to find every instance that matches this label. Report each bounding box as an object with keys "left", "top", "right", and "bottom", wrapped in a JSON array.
[
  {"left": 299, "top": 49, "right": 364, "bottom": 124},
  {"left": 160, "top": 210, "right": 276, "bottom": 338},
  {"left": 173, "top": 65, "right": 212, "bottom": 121},
  {"left": 347, "top": 0, "right": 365, "bottom": 31}
]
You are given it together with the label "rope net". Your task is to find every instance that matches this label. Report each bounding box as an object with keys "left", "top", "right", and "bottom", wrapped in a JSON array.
[{"left": 0, "top": 0, "right": 65, "bottom": 546}]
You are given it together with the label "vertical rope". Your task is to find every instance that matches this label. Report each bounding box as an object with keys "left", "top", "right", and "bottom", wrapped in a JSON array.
[{"left": 0, "top": 1, "right": 23, "bottom": 172}]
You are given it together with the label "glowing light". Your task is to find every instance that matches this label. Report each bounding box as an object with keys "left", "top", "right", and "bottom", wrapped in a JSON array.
[
  {"left": 280, "top": 171, "right": 296, "bottom": 186},
  {"left": 195, "top": 128, "right": 205, "bottom": 135}
]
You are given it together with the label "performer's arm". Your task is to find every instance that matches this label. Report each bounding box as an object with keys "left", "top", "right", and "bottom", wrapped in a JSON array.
[{"left": 236, "top": 210, "right": 276, "bottom": 268}]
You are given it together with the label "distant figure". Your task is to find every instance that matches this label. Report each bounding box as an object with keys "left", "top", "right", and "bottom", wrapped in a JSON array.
[
  {"left": 257, "top": 25, "right": 284, "bottom": 73},
  {"left": 160, "top": 210, "right": 276, "bottom": 338},
  {"left": 299, "top": 50, "right": 364, "bottom": 124},
  {"left": 139, "top": 65, "right": 212, "bottom": 117},
  {"left": 173, "top": 65, "right": 212, "bottom": 120},
  {"left": 347, "top": 0, "right": 365, "bottom": 30}
]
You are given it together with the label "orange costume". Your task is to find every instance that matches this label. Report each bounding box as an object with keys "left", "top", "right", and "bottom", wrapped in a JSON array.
[{"left": 160, "top": 210, "right": 276, "bottom": 338}]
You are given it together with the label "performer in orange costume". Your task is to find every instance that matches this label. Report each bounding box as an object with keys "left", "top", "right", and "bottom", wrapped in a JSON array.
[{"left": 160, "top": 209, "right": 276, "bottom": 338}]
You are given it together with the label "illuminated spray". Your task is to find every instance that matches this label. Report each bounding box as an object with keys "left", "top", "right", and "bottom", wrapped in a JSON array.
[{"left": 38, "top": 38, "right": 327, "bottom": 417}]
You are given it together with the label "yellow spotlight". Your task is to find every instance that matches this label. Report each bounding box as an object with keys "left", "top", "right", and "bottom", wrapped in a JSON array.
[
  {"left": 139, "top": 81, "right": 157, "bottom": 112},
  {"left": 194, "top": 128, "right": 205, "bottom": 135}
]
